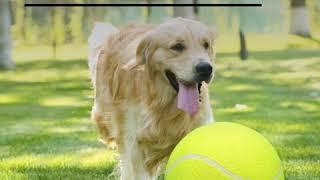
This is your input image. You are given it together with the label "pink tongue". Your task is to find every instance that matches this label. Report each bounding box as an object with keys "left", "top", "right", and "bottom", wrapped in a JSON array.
[{"left": 177, "top": 82, "right": 199, "bottom": 116}]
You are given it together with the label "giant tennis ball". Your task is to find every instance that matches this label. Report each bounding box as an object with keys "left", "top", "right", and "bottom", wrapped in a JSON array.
[{"left": 165, "top": 122, "right": 284, "bottom": 180}]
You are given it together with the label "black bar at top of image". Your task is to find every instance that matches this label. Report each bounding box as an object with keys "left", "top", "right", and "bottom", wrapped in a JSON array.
[{"left": 24, "top": 3, "right": 262, "bottom": 7}]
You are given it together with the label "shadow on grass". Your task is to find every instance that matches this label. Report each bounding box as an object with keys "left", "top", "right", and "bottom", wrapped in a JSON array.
[
  {"left": 0, "top": 102, "right": 90, "bottom": 122},
  {"left": 0, "top": 58, "right": 92, "bottom": 123},
  {"left": 211, "top": 71, "right": 320, "bottom": 123},
  {"left": 0, "top": 127, "right": 103, "bottom": 156},
  {"left": 0, "top": 58, "right": 98, "bottom": 158}
]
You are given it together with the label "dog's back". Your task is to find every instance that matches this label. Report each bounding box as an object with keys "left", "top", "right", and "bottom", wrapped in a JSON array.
[
  {"left": 88, "top": 22, "right": 119, "bottom": 87},
  {"left": 88, "top": 23, "right": 153, "bottom": 87},
  {"left": 102, "top": 23, "right": 154, "bottom": 66}
]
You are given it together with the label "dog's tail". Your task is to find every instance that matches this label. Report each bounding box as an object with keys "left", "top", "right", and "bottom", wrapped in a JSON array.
[{"left": 88, "top": 22, "right": 119, "bottom": 86}]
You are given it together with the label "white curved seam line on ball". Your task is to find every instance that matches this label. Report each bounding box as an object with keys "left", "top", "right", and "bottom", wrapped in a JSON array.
[
  {"left": 166, "top": 154, "right": 247, "bottom": 180},
  {"left": 273, "top": 164, "right": 283, "bottom": 180}
]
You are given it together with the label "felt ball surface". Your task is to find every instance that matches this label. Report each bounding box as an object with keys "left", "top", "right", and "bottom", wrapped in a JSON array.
[{"left": 165, "top": 122, "right": 284, "bottom": 180}]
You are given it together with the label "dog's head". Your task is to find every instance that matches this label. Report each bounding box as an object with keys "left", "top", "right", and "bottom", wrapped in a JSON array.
[{"left": 135, "top": 18, "right": 215, "bottom": 116}]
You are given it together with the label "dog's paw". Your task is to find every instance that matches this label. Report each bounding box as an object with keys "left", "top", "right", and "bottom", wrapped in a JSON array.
[{"left": 98, "top": 138, "right": 117, "bottom": 150}]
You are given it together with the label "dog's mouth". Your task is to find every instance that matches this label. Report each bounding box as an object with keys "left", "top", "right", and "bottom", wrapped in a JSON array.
[
  {"left": 165, "top": 70, "right": 202, "bottom": 94},
  {"left": 165, "top": 70, "right": 202, "bottom": 117}
]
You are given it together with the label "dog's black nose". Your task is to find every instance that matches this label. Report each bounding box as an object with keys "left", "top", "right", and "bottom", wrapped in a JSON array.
[{"left": 195, "top": 62, "right": 212, "bottom": 77}]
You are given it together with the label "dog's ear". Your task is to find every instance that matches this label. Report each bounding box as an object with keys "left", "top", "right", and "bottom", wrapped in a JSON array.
[
  {"left": 136, "top": 36, "right": 151, "bottom": 65},
  {"left": 125, "top": 33, "right": 155, "bottom": 69}
]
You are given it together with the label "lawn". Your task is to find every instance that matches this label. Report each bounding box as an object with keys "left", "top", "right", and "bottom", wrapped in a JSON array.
[{"left": 0, "top": 34, "right": 319, "bottom": 180}]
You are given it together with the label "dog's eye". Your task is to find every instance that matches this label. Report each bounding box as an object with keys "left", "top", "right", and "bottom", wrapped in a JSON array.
[
  {"left": 203, "top": 42, "right": 209, "bottom": 49},
  {"left": 170, "top": 43, "right": 185, "bottom": 52}
]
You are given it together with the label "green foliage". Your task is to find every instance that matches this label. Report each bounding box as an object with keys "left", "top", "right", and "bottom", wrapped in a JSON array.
[
  {"left": 69, "top": 9, "right": 84, "bottom": 43},
  {"left": 53, "top": 8, "right": 66, "bottom": 45},
  {"left": 308, "top": 0, "right": 320, "bottom": 38},
  {"left": 11, "top": 1, "right": 25, "bottom": 45},
  {"left": 69, "top": 1, "right": 85, "bottom": 43},
  {"left": 24, "top": 6, "right": 38, "bottom": 44}
]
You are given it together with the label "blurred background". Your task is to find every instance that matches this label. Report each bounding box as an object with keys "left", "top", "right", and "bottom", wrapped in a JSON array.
[
  {"left": 1, "top": 0, "right": 320, "bottom": 66},
  {"left": 0, "top": 0, "right": 319, "bottom": 180}
]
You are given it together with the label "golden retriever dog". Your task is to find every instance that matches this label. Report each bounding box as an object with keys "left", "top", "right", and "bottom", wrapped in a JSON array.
[{"left": 88, "top": 18, "right": 215, "bottom": 180}]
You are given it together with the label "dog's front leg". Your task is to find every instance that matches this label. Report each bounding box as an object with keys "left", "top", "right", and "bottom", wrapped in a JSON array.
[{"left": 119, "top": 141, "right": 155, "bottom": 180}]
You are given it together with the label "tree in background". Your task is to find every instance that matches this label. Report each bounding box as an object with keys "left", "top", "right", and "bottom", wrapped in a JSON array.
[
  {"left": 70, "top": 0, "right": 85, "bottom": 43},
  {"left": 0, "top": 0, "right": 14, "bottom": 69},
  {"left": 146, "top": 0, "right": 152, "bottom": 22},
  {"left": 51, "top": 5, "right": 66, "bottom": 58},
  {"left": 193, "top": 0, "right": 199, "bottom": 19},
  {"left": 290, "top": 0, "right": 311, "bottom": 37},
  {"left": 239, "top": 30, "right": 248, "bottom": 60},
  {"left": 8, "top": 0, "right": 320, "bottom": 46},
  {"left": 173, "top": 0, "right": 194, "bottom": 19},
  {"left": 12, "top": 1, "right": 26, "bottom": 44}
]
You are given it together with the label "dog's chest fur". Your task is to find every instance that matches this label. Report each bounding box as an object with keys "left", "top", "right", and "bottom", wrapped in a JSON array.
[{"left": 122, "top": 89, "right": 209, "bottom": 172}]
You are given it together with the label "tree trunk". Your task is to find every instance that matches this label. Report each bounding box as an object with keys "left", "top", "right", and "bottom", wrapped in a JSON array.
[
  {"left": 0, "top": 0, "right": 14, "bottom": 69},
  {"left": 193, "top": 0, "right": 199, "bottom": 19},
  {"left": 239, "top": 30, "right": 248, "bottom": 60},
  {"left": 290, "top": 0, "right": 310, "bottom": 37},
  {"left": 173, "top": 0, "right": 194, "bottom": 19},
  {"left": 146, "top": 0, "right": 152, "bottom": 23}
]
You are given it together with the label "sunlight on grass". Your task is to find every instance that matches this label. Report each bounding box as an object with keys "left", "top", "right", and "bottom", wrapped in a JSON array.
[
  {"left": 0, "top": 94, "right": 20, "bottom": 104},
  {"left": 13, "top": 45, "right": 87, "bottom": 62},
  {"left": 48, "top": 126, "right": 90, "bottom": 134},
  {"left": 0, "top": 148, "right": 116, "bottom": 168},
  {"left": 216, "top": 33, "right": 320, "bottom": 53},
  {"left": 0, "top": 149, "right": 117, "bottom": 177},
  {"left": 285, "top": 160, "right": 320, "bottom": 179},
  {"left": 8, "top": 69, "right": 61, "bottom": 82},
  {"left": 40, "top": 96, "right": 85, "bottom": 107},
  {"left": 218, "top": 106, "right": 255, "bottom": 113},
  {"left": 225, "top": 84, "right": 260, "bottom": 92}
]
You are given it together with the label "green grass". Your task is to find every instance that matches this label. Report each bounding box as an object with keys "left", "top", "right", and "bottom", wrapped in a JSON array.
[{"left": 1, "top": 34, "right": 320, "bottom": 179}]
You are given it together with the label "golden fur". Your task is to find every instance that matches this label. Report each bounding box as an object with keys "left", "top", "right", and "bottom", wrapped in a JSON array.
[{"left": 89, "top": 18, "right": 215, "bottom": 179}]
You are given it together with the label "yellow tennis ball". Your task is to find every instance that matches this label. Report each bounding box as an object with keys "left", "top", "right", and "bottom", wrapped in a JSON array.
[{"left": 165, "top": 122, "right": 284, "bottom": 180}]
